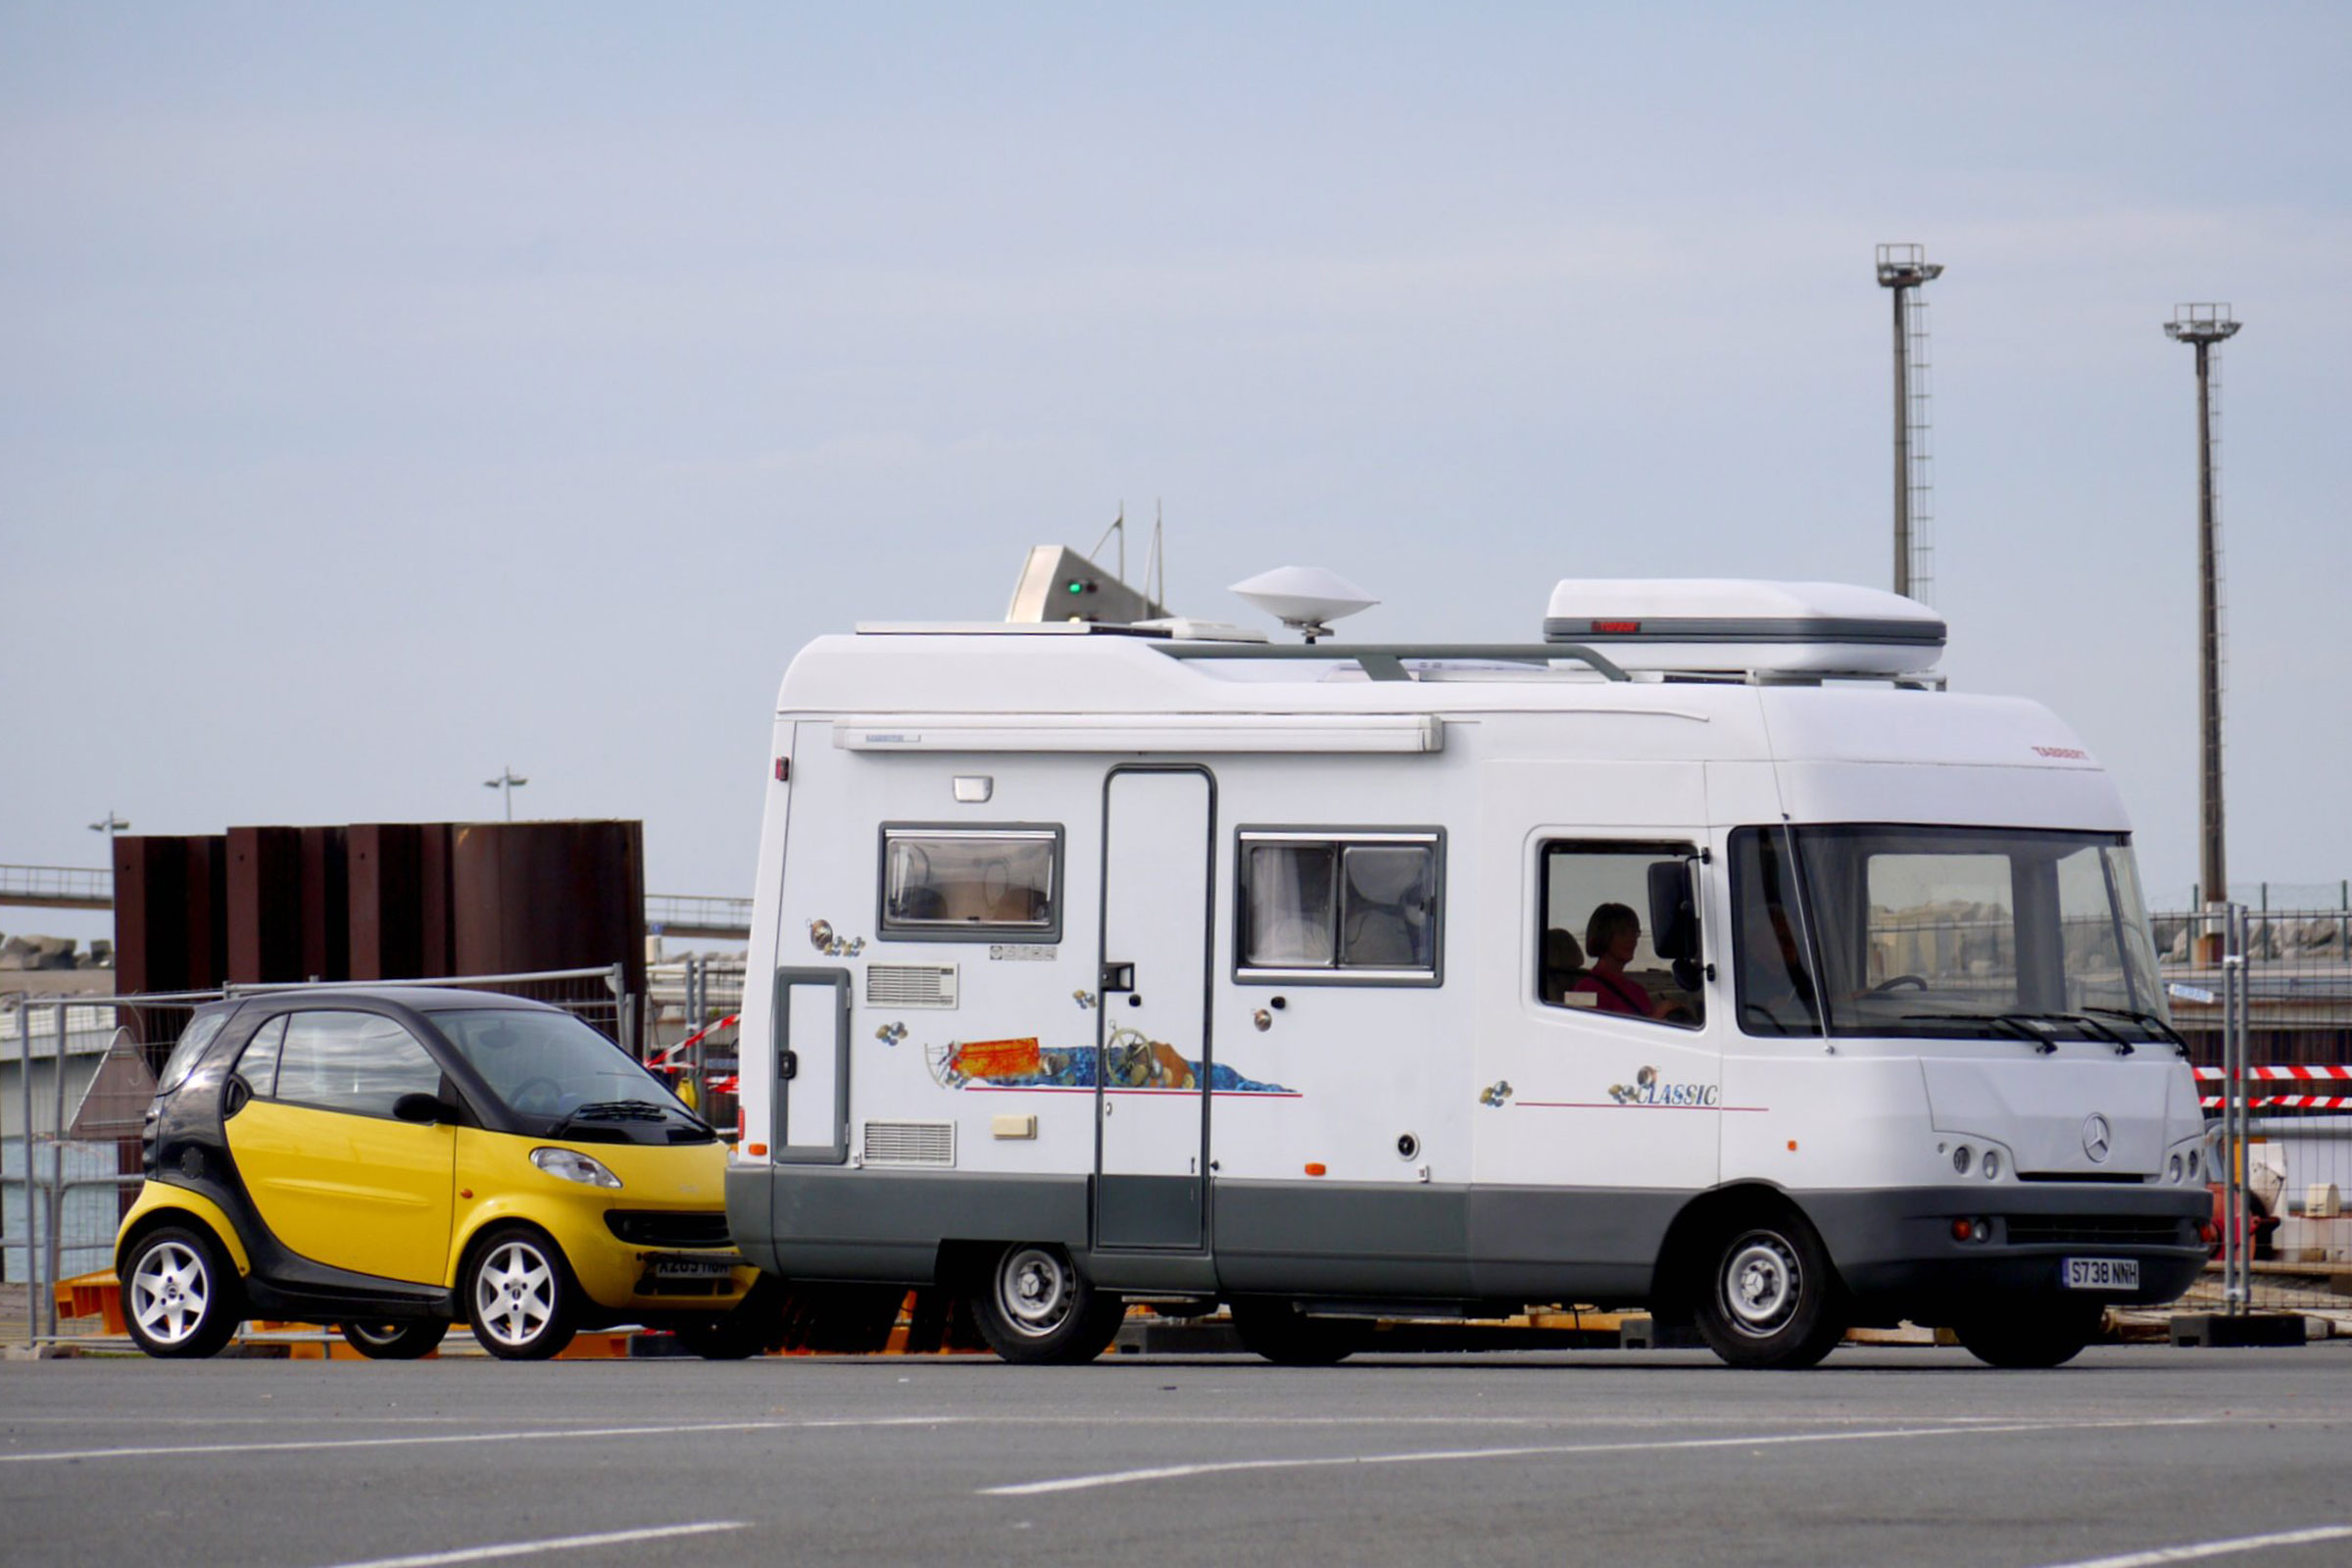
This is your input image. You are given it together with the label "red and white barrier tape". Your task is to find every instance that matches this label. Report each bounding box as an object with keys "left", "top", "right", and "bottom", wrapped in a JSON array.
[
  {"left": 2194, "top": 1064, "right": 2352, "bottom": 1082},
  {"left": 649, "top": 1011, "right": 741, "bottom": 1070}
]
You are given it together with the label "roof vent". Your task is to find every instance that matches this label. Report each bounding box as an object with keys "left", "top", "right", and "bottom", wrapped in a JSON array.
[{"left": 1543, "top": 579, "right": 1944, "bottom": 676}]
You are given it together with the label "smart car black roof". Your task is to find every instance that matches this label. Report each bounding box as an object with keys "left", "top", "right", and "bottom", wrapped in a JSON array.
[{"left": 224, "top": 986, "right": 559, "bottom": 1013}]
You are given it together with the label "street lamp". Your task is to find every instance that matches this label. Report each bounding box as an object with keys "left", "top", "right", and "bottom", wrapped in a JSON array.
[
  {"left": 483, "top": 767, "right": 528, "bottom": 822},
  {"left": 1876, "top": 244, "right": 1944, "bottom": 602},
  {"left": 2165, "top": 304, "right": 2242, "bottom": 923},
  {"left": 88, "top": 810, "right": 130, "bottom": 839}
]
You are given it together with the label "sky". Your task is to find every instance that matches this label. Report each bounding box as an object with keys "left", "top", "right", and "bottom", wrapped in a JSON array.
[{"left": 4, "top": 1, "right": 2348, "bottom": 950}]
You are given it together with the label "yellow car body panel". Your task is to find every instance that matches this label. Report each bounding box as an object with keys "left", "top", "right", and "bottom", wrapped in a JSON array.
[
  {"left": 449, "top": 1128, "right": 753, "bottom": 1310},
  {"left": 226, "top": 1100, "right": 458, "bottom": 1284},
  {"left": 117, "top": 1183, "right": 253, "bottom": 1276}
]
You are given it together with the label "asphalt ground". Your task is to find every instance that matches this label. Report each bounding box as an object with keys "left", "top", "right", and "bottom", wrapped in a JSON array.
[{"left": 4, "top": 1346, "right": 2349, "bottom": 1568}]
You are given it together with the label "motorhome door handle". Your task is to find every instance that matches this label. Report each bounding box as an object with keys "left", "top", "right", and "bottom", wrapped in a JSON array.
[
  {"left": 778, "top": 1050, "right": 800, "bottom": 1081},
  {"left": 1101, "top": 962, "right": 1136, "bottom": 993}
]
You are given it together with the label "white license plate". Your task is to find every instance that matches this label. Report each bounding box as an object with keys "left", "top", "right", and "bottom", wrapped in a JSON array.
[
  {"left": 2063, "top": 1256, "right": 2140, "bottom": 1291},
  {"left": 650, "top": 1256, "right": 736, "bottom": 1280}
]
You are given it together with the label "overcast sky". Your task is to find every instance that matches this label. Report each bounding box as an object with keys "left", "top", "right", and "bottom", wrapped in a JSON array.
[{"left": 5, "top": 2, "right": 2348, "bottom": 947}]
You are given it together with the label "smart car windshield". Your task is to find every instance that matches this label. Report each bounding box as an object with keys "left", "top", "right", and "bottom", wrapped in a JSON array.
[
  {"left": 1731, "top": 825, "right": 2174, "bottom": 1043},
  {"left": 433, "top": 1008, "right": 707, "bottom": 1138}
]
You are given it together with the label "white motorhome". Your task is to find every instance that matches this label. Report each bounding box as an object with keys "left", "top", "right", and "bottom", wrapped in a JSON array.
[{"left": 724, "top": 572, "right": 2208, "bottom": 1369}]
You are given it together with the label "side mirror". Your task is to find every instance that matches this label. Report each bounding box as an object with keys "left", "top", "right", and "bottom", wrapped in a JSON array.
[
  {"left": 1647, "top": 859, "right": 1699, "bottom": 962},
  {"left": 393, "top": 1092, "right": 455, "bottom": 1125}
]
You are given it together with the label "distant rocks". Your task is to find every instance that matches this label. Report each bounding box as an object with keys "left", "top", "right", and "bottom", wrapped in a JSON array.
[{"left": 0, "top": 934, "right": 114, "bottom": 970}]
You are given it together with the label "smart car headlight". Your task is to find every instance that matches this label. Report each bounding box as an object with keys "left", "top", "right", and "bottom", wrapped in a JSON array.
[{"left": 531, "top": 1148, "right": 622, "bottom": 1189}]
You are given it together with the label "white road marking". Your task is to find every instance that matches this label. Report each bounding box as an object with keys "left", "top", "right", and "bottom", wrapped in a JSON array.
[
  {"left": 2032, "top": 1524, "right": 2352, "bottom": 1568},
  {"left": 312, "top": 1522, "right": 748, "bottom": 1568},
  {"left": 978, "top": 1417, "right": 2216, "bottom": 1497},
  {"left": 0, "top": 1415, "right": 966, "bottom": 1465}
]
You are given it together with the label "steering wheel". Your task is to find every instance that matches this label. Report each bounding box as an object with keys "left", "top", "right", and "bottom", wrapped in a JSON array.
[
  {"left": 1870, "top": 974, "right": 1928, "bottom": 994},
  {"left": 507, "top": 1077, "right": 564, "bottom": 1116}
]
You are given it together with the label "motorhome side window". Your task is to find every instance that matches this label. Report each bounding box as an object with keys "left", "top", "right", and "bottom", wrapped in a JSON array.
[
  {"left": 879, "top": 825, "right": 1062, "bottom": 942},
  {"left": 1537, "top": 842, "right": 1704, "bottom": 1028},
  {"left": 1237, "top": 831, "right": 1441, "bottom": 984}
]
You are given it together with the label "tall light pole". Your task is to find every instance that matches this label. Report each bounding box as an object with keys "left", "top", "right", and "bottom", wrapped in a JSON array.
[
  {"left": 1876, "top": 244, "right": 1944, "bottom": 602},
  {"left": 483, "top": 766, "right": 528, "bottom": 822},
  {"left": 88, "top": 810, "right": 130, "bottom": 840},
  {"left": 2166, "top": 304, "right": 2241, "bottom": 921}
]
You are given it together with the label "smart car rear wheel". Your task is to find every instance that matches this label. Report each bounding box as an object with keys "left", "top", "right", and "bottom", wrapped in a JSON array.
[
  {"left": 464, "top": 1228, "right": 578, "bottom": 1360},
  {"left": 339, "top": 1320, "right": 450, "bottom": 1360},
  {"left": 122, "top": 1225, "right": 242, "bottom": 1359}
]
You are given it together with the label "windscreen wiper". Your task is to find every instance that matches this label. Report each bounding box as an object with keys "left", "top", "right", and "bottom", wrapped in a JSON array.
[
  {"left": 2084, "top": 1006, "right": 2191, "bottom": 1056},
  {"left": 2037, "top": 1011, "right": 2134, "bottom": 1054},
  {"left": 1902, "top": 1012, "right": 2054, "bottom": 1051},
  {"left": 558, "top": 1100, "right": 670, "bottom": 1127}
]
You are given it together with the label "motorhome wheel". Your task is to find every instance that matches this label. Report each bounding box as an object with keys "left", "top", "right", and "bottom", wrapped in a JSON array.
[
  {"left": 1950, "top": 1301, "right": 2104, "bottom": 1369},
  {"left": 1229, "top": 1298, "right": 1363, "bottom": 1366},
  {"left": 1694, "top": 1213, "right": 1845, "bottom": 1370},
  {"left": 971, "top": 1244, "right": 1124, "bottom": 1364}
]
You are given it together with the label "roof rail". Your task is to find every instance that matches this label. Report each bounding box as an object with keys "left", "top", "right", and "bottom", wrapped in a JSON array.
[{"left": 1154, "top": 642, "right": 1629, "bottom": 683}]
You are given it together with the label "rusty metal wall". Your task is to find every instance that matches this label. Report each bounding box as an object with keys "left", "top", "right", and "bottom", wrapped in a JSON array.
[
  {"left": 450, "top": 820, "right": 645, "bottom": 1041},
  {"left": 114, "top": 821, "right": 644, "bottom": 1044}
]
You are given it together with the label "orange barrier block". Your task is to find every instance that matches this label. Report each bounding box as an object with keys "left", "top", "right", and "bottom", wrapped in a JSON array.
[{"left": 53, "top": 1271, "right": 126, "bottom": 1335}]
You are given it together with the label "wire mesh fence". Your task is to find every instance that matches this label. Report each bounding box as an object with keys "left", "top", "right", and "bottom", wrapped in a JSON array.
[
  {"left": 3, "top": 965, "right": 641, "bottom": 1345},
  {"left": 2157, "top": 904, "right": 2352, "bottom": 1322}
]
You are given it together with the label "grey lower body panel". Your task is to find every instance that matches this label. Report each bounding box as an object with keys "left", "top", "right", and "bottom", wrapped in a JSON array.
[
  {"left": 1799, "top": 1184, "right": 2210, "bottom": 1319},
  {"left": 726, "top": 1165, "right": 2211, "bottom": 1316},
  {"left": 730, "top": 1165, "right": 1090, "bottom": 1284}
]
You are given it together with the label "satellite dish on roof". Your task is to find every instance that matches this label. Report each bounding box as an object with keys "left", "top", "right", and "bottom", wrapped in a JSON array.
[{"left": 1229, "top": 565, "right": 1378, "bottom": 644}]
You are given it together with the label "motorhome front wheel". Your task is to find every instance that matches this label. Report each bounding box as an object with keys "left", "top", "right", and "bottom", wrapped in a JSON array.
[{"left": 1695, "top": 1214, "right": 1846, "bottom": 1370}]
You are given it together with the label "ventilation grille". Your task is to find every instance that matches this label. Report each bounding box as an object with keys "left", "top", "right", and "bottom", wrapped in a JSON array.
[
  {"left": 866, "top": 963, "right": 958, "bottom": 1008},
  {"left": 2006, "top": 1215, "right": 2187, "bottom": 1248},
  {"left": 863, "top": 1119, "right": 956, "bottom": 1167}
]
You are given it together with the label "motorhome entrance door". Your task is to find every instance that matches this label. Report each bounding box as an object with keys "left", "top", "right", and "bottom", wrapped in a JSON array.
[{"left": 1096, "top": 766, "right": 1213, "bottom": 1250}]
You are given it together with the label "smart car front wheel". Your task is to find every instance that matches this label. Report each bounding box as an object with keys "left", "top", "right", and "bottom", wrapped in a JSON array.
[
  {"left": 122, "top": 1225, "right": 242, "bottom": 1359},
  {"left": 464, "top": 1227, "right": 578, "bottom": 1360}
]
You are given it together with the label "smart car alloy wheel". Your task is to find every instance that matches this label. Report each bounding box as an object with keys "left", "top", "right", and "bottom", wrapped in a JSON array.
[
  {"left": 123, "top": 1226, "right": 241, "bottom": 1359},
  {"left": 466, "top": 1228, "right": 578, "bottom": 1359}
]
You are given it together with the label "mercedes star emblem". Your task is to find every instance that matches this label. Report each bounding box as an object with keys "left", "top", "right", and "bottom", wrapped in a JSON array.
[{"left": 2082, "top": 1113, "right": 2114, "bottom": 1163}]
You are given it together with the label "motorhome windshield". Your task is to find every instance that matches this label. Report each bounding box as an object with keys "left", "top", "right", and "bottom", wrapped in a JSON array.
[{"left": 1731, "top": 825, "right": 2173, "bottom": 1043}]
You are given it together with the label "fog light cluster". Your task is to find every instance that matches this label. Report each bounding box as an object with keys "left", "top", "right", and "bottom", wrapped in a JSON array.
[
  {"left": 1981, "top": 1149, "right": 2002, "bottom": 1181},
  {"left": 1952, "top": 1144, "right": 1974, "bottom": 1176},
  {"left": 2186, "top": 1148, "right": 2201, "bottom": 1179},
  {"left": 2169, "top": 1153, "right": 2183, "bottom": 1183},
  {"left": 1950, "top": 1216, "right": 1995, "bottom": 1245}
]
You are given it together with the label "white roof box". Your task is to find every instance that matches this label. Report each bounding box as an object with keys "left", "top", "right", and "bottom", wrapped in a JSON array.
[{"left": 1543, "top": 579, "right": 1945, "bottom": 676}]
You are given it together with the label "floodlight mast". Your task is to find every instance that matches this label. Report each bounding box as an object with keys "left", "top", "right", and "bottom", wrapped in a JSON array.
[
  {"left": 1876, "top": 244, "right": 1944, "bottom": 603},
  {"left": 2165, "top": 304, "right": 2242, "bottom": 923}
]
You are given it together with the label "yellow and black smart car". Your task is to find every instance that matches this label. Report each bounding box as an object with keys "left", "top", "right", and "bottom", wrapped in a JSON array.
[{"left": 117, "top": 987, "right": 760, "bottom": 1360}]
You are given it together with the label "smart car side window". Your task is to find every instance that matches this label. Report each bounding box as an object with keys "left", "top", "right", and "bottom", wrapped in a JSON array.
[
  {"left": 234, "top": 1016, "right": 288, "bottom": 1098},
  {"left": 273, "top": 1011, "right": 442, "bottom": 1118}
]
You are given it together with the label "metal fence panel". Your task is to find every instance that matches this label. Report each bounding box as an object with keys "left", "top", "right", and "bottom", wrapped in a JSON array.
[{"left": 2158, "top": 903, "right": 2352, "bottom": 1322}]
